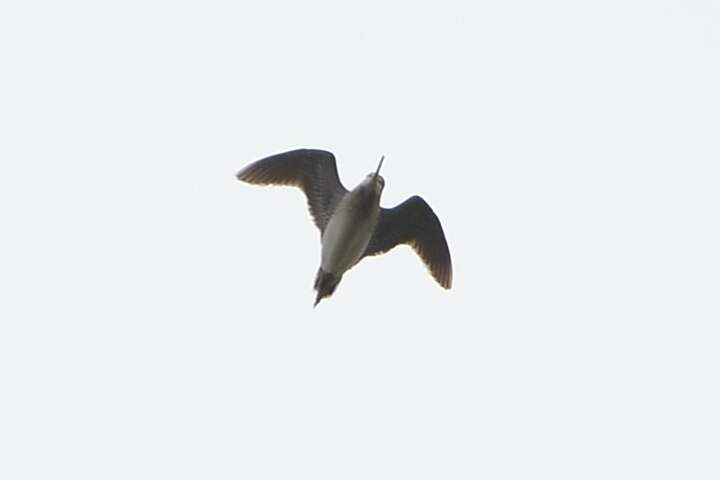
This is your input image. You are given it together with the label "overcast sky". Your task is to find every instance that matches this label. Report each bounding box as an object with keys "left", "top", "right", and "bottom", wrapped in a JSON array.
[{"left": 1, "top": 0, "right": 719, "bottom": 478}]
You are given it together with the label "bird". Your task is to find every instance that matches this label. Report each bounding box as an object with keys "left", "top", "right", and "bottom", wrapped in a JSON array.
[{"left": 236, "top": 149, "right": 452, "bottom": 306}]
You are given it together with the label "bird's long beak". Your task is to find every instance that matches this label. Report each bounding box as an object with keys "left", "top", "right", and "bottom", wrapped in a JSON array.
[{"left": 374, "top": 155, "right": 385, "bottom": 179}]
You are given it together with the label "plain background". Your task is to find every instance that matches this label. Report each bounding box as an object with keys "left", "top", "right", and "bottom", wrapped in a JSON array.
[{"left": 1, "top": 0, "right": 719, "bottom": 478}]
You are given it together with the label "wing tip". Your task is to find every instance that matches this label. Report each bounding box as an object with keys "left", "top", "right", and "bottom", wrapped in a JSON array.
[
  {"left": 235, "top": 163, "right": 255, "bottom": 183},
  {"left": 438, "top": 264, "right": 453, "bottom": 290},
  {"left": 235, "top": 162, "right": 277, "bottom": 186}
]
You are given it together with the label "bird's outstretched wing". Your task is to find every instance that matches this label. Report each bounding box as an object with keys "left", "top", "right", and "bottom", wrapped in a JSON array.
[
  {"left": 236, "top": 149, "right": 348, "bottom": 232},
  {"left": 363, "top": 195, "right": 452, "bottom": 289}
]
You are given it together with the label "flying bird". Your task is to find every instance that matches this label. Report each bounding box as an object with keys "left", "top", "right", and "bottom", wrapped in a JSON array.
[{"left": 236, "top": 149, "right": 452, "bottom": 306}]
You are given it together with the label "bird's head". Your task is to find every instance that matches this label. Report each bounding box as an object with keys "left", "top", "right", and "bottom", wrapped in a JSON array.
[{"left": 361, "top": 155, "right": 385, "bottom": 195}]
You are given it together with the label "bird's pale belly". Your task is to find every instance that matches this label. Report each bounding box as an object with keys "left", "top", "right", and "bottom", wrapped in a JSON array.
[{"left": 321, "top": 205, "right": 377, "bottom": 274}]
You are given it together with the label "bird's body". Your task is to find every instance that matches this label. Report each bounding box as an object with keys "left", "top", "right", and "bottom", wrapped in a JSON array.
[
  {"left": 236, "top": 149, "right": 452, "bottom": 306},
  {"left": 321, "top": 177, "right": 382, "bottom": 274}
]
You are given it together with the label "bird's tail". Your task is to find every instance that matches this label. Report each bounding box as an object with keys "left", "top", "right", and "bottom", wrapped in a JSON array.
[{"left": 313, "top": 268, "right": 342, "bottom": 307}]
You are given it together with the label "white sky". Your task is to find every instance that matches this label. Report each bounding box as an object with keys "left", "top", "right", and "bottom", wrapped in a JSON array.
[{"left": 1, "top": 0, "right": 719, "bottom": 478}]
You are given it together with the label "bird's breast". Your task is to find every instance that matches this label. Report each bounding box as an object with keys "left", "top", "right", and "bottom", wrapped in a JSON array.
[{"left": 321, "top": 196, "right": 379, "bottom": 274}]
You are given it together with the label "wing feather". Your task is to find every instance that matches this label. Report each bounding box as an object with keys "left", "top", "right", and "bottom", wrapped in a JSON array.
[
  {"left": 364, "top": 196, "right": 452, "bottom": 289},
  {"left": 236, "top": 149, "right": 347, "bottom": 232}
]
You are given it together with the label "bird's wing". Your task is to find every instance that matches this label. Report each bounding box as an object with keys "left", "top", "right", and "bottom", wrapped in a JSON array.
[
  {"left": 363, "top": 195, "right": 452, "bottom": 289},
  {"left": 236, "top": 149, "right": 348, "bottom": 232}
]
